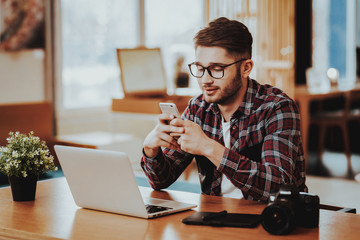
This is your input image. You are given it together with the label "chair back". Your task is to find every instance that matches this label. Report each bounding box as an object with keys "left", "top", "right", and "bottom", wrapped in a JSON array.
[
  {"left": 346, "top": 89, "right": 360, "bottom": 119},
  {"left": 0, "top": 102, "right": 54, "bottom": 148}
]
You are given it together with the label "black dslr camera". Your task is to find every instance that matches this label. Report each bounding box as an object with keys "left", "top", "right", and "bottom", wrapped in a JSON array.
[{"left": 261, "top": 184, "right": 320, "bottom": 235}]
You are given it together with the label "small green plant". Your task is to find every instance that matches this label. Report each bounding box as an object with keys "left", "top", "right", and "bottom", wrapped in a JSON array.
[{"left": 0, "top": 131, "right": 57, "bottom": 178}]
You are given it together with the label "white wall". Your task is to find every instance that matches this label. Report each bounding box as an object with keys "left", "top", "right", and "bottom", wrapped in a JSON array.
[{"left": 0, "top": 49, "right": 45, "bottom": 103}]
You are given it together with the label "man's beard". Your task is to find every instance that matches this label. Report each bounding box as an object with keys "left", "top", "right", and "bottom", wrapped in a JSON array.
[{"left": 203, "top": 71, "right": 243, "bottom": 105}]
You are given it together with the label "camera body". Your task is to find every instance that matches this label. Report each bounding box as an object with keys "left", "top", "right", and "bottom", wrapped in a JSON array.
[{"left": 261, "top": 184, "right": 320, "bottom": 235}]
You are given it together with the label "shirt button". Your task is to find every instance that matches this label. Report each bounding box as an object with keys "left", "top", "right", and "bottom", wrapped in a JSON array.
[{"left": 232, "top": 126, "right": 236, "bottom": 130}]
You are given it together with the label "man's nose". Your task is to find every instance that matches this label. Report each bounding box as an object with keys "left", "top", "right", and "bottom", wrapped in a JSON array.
[{"left": 201, "top": 69, "right": 214, "bottom": 84}]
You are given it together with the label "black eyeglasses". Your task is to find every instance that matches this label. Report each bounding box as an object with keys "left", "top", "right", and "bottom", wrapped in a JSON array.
[{"left": 188, "top": 58, "right": 248, "bottom": 79}]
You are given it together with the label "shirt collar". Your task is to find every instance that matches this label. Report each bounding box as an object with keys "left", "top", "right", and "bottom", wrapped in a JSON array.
[{"left": 241, "top": 78, "right": 257, "bottom": 116}]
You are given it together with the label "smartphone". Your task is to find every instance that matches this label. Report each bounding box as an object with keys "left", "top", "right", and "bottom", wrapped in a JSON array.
[
  {"left": 159, "top": 102, "right": 181, "bottom": 138},
  {"left": 159, "top": 102, "right": 181, "bottom": 118}
]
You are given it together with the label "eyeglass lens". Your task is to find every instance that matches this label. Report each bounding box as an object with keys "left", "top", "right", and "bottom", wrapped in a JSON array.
[{"left": 189, "top": 64, "right": 224, "bottom": 79}]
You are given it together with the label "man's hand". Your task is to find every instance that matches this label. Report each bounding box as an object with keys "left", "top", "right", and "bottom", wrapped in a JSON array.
[
  {"left": 143, "top": 114, "right": 185, "bottom": 158},
  {"left": 169, "top": 118, "right": 226, "bottom": 167}
]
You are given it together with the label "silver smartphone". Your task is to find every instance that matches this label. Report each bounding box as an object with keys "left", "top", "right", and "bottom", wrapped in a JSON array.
[
  {"left": 159, "top": 102, "right": 182, "bottom": 138},
  {"left": 159, "top": 102, "right": 181, "bottom": 118}
]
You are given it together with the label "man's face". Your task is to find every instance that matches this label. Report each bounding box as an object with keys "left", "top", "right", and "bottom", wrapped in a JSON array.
[{"left": 195, "top": 46, "right": 243, "bottom": 105}]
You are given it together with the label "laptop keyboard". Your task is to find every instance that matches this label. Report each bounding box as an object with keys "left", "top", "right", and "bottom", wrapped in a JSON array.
[{"left": 145, "top": 204, "right": 173, "bottom": 214}]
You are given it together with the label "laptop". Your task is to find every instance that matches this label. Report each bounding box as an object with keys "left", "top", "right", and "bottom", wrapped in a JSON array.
[{"left": 54, "top": 145, "right": 197, "bottom": 219}]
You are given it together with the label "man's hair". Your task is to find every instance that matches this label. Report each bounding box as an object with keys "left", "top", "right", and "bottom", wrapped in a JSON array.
[{"left": 194, "top": 17, "right": 253, "bottom": 59}]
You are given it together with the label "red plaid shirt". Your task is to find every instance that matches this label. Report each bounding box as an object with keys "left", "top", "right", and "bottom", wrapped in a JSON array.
[{"left": 141, "top": 79, "right": 307, "bottom": 201}]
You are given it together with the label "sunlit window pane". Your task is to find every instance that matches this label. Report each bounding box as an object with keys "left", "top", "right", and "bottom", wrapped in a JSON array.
[
  {"left": 145, "top": 0, "right": 204, "bottom": 92},
  {"left": 312, "top": 0, "right": 356, "bottom": 88},
  {"left": 61, "top": 0, "right": 137, "bottom": 109},
  {"left": 329, "top": 0, "right": 347, "bottom": 78}
]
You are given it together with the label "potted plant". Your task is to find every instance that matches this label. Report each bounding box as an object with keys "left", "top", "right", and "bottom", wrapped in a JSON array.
[{"left": 0, "top": 131, "right": 57, "bottom": 201}]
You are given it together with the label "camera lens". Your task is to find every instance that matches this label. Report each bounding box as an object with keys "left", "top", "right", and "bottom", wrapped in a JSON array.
[{"left": 261, "top": 203, "right": 296, "bottom": 235}]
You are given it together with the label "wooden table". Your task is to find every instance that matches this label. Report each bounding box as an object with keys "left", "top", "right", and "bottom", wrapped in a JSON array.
[
  {"left": 0, "top": 178, "right": 360, "bottom": 239},
  {"left": 294, "top": 83, "right": 360, "bottom": 165}
]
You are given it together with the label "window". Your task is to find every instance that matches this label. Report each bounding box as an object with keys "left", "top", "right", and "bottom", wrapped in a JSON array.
[
  {"left": 312, "top": 0, "right": 357, "bottom": 90},
  {"left": 145, "top": 0, "right": 204, "bottom": 91},
  {"left": 60, "top": 0, "right": 137, "bottom": 109},
  {"left": 59, "top": 0, "right": 204, "bottom": 109}
]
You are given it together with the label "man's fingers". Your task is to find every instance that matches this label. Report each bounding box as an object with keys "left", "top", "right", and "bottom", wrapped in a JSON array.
[
  {"left": 169, "top": 132, "right": 182, "bottom": 137},
  {"left": 157, "top": 132, "right": 180, "bottom": 147},
  {"left": 159, "top": 114, "right": 175, "bottom": 124},
  {"left": 159, "top": 124, "right": 184, "bottom": 134},
  {"left": 169, "top": 118, "right": 185, "bottom": 126},
  {"left": 159, "top": 139, "right": 180, "bottom": 151}
]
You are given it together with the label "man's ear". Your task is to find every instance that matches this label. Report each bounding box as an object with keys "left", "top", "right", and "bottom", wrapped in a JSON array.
[{"left": 242, "top": 59, "right": 254, "bottom": 78}]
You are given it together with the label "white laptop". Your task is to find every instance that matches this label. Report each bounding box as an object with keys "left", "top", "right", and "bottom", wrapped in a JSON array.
[{"left": 54, "top": 145, "right": 196, "bottom": 219}]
